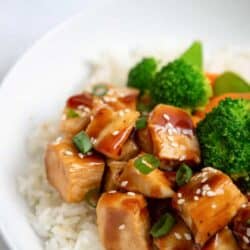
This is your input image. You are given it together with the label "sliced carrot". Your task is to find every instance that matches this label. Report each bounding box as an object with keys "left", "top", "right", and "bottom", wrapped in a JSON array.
[
  {"left": 206, "top": 72, "right": 219, "bottom": 87},
  {"left": 205, "top": 93, "right": 250, "bottom": 113},
  {"left": 193, "top": 93, "right": 250, "bottom": 126}
]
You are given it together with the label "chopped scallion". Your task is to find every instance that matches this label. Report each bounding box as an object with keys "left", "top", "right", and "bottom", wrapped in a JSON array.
[
  {"left": 135, "top": 116, "right": 147, "bottom": 130},
  {"left": 84, "top": 188, "right": 100, "bottom": 208},
  {"left": 134, "top": 154, "right": 160, "bottom": 174},
  {"left": 150, "top": 212, "right": 176, "bottom": 238},
  {"left": 73, "top": 131, "right": 92, "bottom": 153},
  {"left": 92, "top": 84, "right": 108, "bottom": 96},
  {"left": 67, "top": 108, "right": 79, "bottom": 118},
  {"left": 176, "top": 164, "right": 193, "bottom": 186},
  {"left": 246, "top": 219, "right": 250, "bottom": 226}
]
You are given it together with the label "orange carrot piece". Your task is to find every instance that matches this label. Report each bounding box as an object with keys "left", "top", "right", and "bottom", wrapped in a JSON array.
[
  {"left": 206, "top": 73, "right": 219, "bottom": 87},
  {"left": 205, "top": 93, "right": 250, "bottom": 113}
]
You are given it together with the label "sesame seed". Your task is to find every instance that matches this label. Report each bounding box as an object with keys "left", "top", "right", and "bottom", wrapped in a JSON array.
[
  {"left": 112, "top": 130, "right": 120, "bottom": 136},
  {"left": 247, "top": 228, "right": 250, "bottom": 237},
  {"left": 174, "top": 233, "right": 182, "bottom": 240},
  {"left": 86, "top": 151, "right": 93, "bottom": 156},
  {"left": 215, "top": 188, "right": 224, "bottom": 195},
  {"left": 108, "top": 190, "right": 117, "bottom": 194},
  {"left": 118, "top": 224, "right": 126, "bottom": 230},
  {"left": 118, "top": 110, "right": 125, "bottom": 116},
  {"left": 194, "top": 196, "right": 199, "bottom": 201},
  {"left": 196, "top": 189, "right": 201, "bottom": 195},
  {"left": 167, "top": 135, "right": 174, "bottom": 142},
  {"left": 90, "top": 137, "right": 97, "bottom": 144},
  {"left": 63, "top": 150, "right": 73, "bottom": 156},
  {"left": 163, "top": 114, "right": 170, "bottom": 121},
  {"left": 179, "top": 155, "right": 186, "bottom": 161},
  {"left": 202, "top": 184, "right": 210, "bottom": 191},
  {"left": 171, "top": 142, "right": 178, "bottom": 148},
  {"left": 177, "top": 199, "right": 185, "bottom": 205},
  {"left": 52, "top": 136, "right": 63, "bottom": 145},
  {"left": 78, "top": 153, "right": 84, "bottom": 159},
  {"left": 243, "top": 236, "right": 250, "bottom": 244},
  {"left": 182, "top": 129, "right": 193, "bottom": 136},
  {"left": 184, "top": 233, "right": 192, "bottom": 241},
  {"left": 177, "top": 193, "right": 182, "bottom": 198},
  {"left": 242, "top": 204, "right": 247, "bottom": 208},
  {"left": 120, "top": 181, "right": 128, "bottom": 187},
  {"left": 201, "top": 177, "right": 208, "bottom": 183},
  {"left": 211, "top": 204, "right": 217, "bottom": 209},
  {"left": 127, "top": 192, "right": 136, "bottom": 196},
  {"left": 103, "top": 96, "right": 117, "bottom": 102},
  {"left": 207, "top": 191, "right": 216, "bottom": 197}
]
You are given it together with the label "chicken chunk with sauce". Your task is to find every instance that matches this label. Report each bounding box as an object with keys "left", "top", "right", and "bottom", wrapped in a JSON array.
[
  {"left": 96, "top": 192, "right": 151, "bottom": 250},
  {"left": 202, "top": 227, "right": 240, "bottom": 250},
  {"left": 45, "top": 138, "right": 105, "bottom": 202},
  {"left": 86, "top": 104, "right": 139, "bottom": 159},
  {"left": 148, "top": 104, "right": 200, "bottom": 165},
  {"left": 232, "top": 202, "right": 250, "bottom": 249},
  {"left": 118, "top": 154, "right": 174, "bottom": 198},
  {"left": 172, "top": 167, "right": 247, "bottom": 246},
  {"left": 60, "top": 92, "right": 93, "bottom": 136}
]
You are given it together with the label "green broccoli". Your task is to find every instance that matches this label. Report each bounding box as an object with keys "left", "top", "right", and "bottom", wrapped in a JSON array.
[
  {"left": 150, "top": 58, "right": 212, "bottom": 110},
  {"left": 197, "top": 98, "right": 250, "bottom": 190},
  {"left": 127, "top": 58, "right": 158, "bottom": 92}
]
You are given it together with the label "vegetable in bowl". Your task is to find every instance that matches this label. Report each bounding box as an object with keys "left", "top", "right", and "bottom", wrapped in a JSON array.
[{"left": 197, "top": 98, "right": 250, "bottom": 190}]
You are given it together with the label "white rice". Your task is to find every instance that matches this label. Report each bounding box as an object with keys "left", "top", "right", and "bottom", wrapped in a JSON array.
[{"left": 18, "top": 45, "right": 250, "bottom": 250}]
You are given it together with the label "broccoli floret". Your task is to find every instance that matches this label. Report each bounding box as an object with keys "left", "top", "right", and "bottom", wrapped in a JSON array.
[
  {"left": 197, "top": 98, "right": 250, "bottom": 189},
  {"left": 127, "top": 58, "right": 158, "bottom": 92},
  {"left": 150, "top": 59, "right": 212, "bottom": 110}
]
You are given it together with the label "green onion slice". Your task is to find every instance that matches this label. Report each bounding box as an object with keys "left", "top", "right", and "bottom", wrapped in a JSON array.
[
  {"left": 92, "top": 84, "right": 108, "bottom": 96},
  {"left": 246, "top": 219, "right": 250, "bottom": 226},
  {"left": 84, "top": 188, "right": 100, "bottom": 208},
  {"left": 73, "top": 131, "right": 92, "bottom": 153},
  {"left": 134, "top": 154, "right": 160, "bottom": 174},
  {"left": 213, "top": 71, "right": 250, "bottom": 96},
  {"left": 181, "top": 41, "right": 203, "bottom": 69},
  {"left": 136, "top": 116, "right": 147, "bottom": 130},
  {"left": 176, "top": 164, "right": 193, "bottom": 186},
  {"left": 67, "top": 108, "right": 79, "bottom": 118},
  {"left": 150, "top": 212, "right": 176, "bottom": 238}
]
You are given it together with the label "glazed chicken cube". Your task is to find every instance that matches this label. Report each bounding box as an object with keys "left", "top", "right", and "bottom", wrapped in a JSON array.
[
  {"left": 86, "top": 105, "right": 139, "bottom": 159},
  {"left": 96, "top": 192, "right": 151, "bottom": 250},
  {"left": 148, "top": 104, "right": 200, "bottom": 164},
  {"left": 202, "top": 227, "right": 240, "bottom": 250},
  {"left": 232, "top": 202, "right": 250, "bottom": 249},
  {"left": 98, "top": 85, "right": 139, "bottom": 110},
  {"left": 45, "top": 138, "right": 105, "bottom": 202},
  {"left": 154, "top": 218, "right": 195, "bottom": 250},
  {"left": 60, "top": 107, "right": 91, "bottom": 136},
  {"left": 118, "top": 154, "right": 174, "bottom": 198},
  {"left": 60, "top": 92, "right": 94, "bottom": 135},
  {"left": 172, "top": 167, "right": 247, "bottom": 246},
  {"left": 104, "top": 160, "right": 127, "bottom": 191}
]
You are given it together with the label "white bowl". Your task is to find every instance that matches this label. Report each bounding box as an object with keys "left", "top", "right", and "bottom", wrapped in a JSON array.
[{"left": 0, "top": 0, "right": 250, "bottom": 249}]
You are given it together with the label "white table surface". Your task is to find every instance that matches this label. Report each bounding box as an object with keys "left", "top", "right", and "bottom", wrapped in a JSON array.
[{"left": 0, "top": 1, "right": 92, "bottom": 248}]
